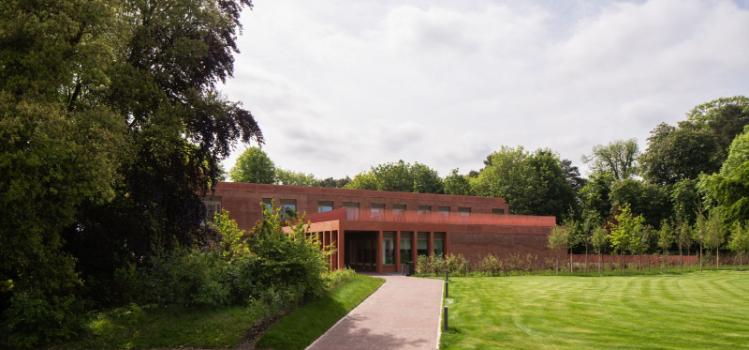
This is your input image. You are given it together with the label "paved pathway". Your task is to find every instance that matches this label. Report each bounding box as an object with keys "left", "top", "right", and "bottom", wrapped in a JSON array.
[{"left": 307, "top": 275, "right": 444, "bottom": 350}]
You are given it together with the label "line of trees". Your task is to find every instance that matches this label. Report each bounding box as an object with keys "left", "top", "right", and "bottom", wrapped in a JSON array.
[{"left": 232, "top": 97, "right": 749, "bottom": 269}]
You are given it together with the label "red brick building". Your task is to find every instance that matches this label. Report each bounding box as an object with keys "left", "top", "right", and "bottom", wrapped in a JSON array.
[{"left": 207, "top": 182, "right": 556, "bottom": 273}]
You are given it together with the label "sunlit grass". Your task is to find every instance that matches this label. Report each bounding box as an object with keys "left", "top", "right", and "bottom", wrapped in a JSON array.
[{"left": 441, "top": 270, "right": 749, "bottom": 350}]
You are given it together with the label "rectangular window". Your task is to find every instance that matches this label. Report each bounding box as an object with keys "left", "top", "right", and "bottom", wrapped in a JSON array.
[
  {"left": 392, "top": 204, "right": 406, "bottom": 214},
  {"left": 434, "top": 232, "right": 445, "bottom": 257},
  {"left": 417, "top": 205, "right": 432, "bottom": 214},
  {"left": 262, "top": 198, "right": 273, "bottom": 212},
  {"left": 492, "top": 208, "right": 506, "bottom": 215},
  {"left": 458, "top": 207, "right": 471, "bottom": 216},
  {"left": 371, "top": 203, "right": 385, "bottom": 218},
  {"left": 383, "top": 232, "right": 395, "bottom": 265},
  {"left": 417, "top": 232, "right": 428, "bottom": 256},
  {"left": 438, "top": 206, "right": 450, "bottom": 216},
  {"left": 400, "top": 232, "right": 413, "bottom": 264},
  {"left": 343, "top": 202, "right": 360, "bottom": 220},
  {"left": 280, "top": 199, "right": 297, "bottom": 217},
  {"left": 203, "top": 200, "right": 221, "bottom": 223},
  {"left": 318, "top": 201, "right": 334, "bottom": 213}
]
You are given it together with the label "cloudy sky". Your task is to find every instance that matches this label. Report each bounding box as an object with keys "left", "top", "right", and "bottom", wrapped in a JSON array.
[{"left": 220, "top": 0, "right": 749, "bottom": 179}]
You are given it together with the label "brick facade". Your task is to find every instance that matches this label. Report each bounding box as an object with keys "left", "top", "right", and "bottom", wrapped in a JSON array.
[{"left": 209, "top": 182, "right": 556, "bottom": 272}]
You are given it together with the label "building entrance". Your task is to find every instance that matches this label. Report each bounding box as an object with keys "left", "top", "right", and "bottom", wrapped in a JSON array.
[{"left": 344, "top": 231, "right": 377, "bottom": 272}]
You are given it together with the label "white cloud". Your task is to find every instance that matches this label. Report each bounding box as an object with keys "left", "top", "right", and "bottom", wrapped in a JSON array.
[{"left": 221, "top": 0, "right": 749, "bottom": 178}]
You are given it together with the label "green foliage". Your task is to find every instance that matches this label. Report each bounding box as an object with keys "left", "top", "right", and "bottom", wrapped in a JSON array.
[
  {"left": 583, "top": 139, "right": 639, "bottom": 180},
  {"left": 230, "top": 147, "right": 276, "bottom": 183},
  {"left": 578, "top": 171, "right": 615, "bottom": 220},
  {"left": 275, "top": 168, "right": 319, "bottom": 186},
  {"left": 703, "top": 209, "right": 727, "bottom": 254},
  {"left": 610, "top": 179, "right": 671, "bottom": 228},
  {"left": 687, "top": 96, "right": 749, "bottom": 159},
  {"left": 609, "top": 205, "right": 645, "bottom": 255},
  {"left": 728, "top": 222, "right": 749, "bottom": 261},
  {"left": 345, "top": 171, "right": 379, "bottom": 190},
  {"left": 699, "top": 126, "right": 749, "bottom": 223},
  {"left": 444, "top": 169, "right": 472, "bottom": 195},
  {"left": 414, "top": 254, "right": 468, "bottom": 275},
  {"left": 472, "top": 147, "right": 576, "bottom": 221},
  {"left": 547, "top": 226, "right": 569, "bottom": 251},
  {"left": 640, "top": 123, "right": 721, "bottom": 185},
  {"left": 657, "top": 220, "right": 674, "bottom": 253},
  {"left": 591, "top": 226, "right": 609, "bottom": 255},
  {"left": 213, "top": 209, "right": 250, "bottom": 260},
  {"left": 671, "top": 178, "right": 701, "bottom": 224},
  {"left": 346, "top": 160, "right": 444, "bottom": 193},
  {"left": 676, "top": 221, "right": 693, "bottom": 255}
]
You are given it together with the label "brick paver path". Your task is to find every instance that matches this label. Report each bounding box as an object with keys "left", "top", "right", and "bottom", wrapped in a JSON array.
[{"left": 307, "top": 275, "right": 444, "bottom": 350}]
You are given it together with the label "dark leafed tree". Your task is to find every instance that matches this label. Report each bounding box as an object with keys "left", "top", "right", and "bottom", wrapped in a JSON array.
[
  {"left": 584, "top": 139, "right": 639, "bottom": 181},
  {"left": 63, "top": 0, "right": 262, "bottom": 307},
  {"left": 561, "top": 159, "right": 587, "bottom": 192},
  {"left": 640, "top": 123, "right": 721, "bottom": 185}
]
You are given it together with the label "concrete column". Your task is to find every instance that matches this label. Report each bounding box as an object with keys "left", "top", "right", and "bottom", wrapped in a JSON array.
[
  {"left": 395, "top": 231, "right": 401, "bottom": 273},
  {"left": 376, "top": 230, "right": 384, "bottom": 273}
]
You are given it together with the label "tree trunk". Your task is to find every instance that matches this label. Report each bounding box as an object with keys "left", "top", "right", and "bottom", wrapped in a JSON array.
[
  {"left": 569, "top": 248, "right": 572, "bottom": 273},
  {"left": 598, "top": 253, "right": 603, "bottom": 274},
  {"left": 699, "top": 245, "right": 703, "bottom": 271},
  {"left": 716, "top": 247, "right": 719, "bottom": 269},
  {"left": 585, "top": 245, "right": 589, "bottom": 273}
]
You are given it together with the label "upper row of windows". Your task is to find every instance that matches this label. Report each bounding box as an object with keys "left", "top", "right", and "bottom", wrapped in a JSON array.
[{"left": 261, "top": 198, "right": 505, "bottom": 216}]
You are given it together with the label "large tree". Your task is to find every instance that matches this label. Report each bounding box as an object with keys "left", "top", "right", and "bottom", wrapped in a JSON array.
[
  {"left": 640, "top": 123, "right": 721, "bottom": 185},
  {"left": 1, "top": 1, "right": 261, "bottom": 346},
  {"left": 471, "top": 147, "right": 576, "bottom": 221},
  {"left": 346, "top": 160, "right": 444, "bottom": 194},
  {"left": 584, "top": 139, "right": 639, "bottom": 181},
  {"left": 444, "top": 169, "right": 472, "bottom": 195},
  {"left": 699, "top": 126, "right": 749, "bottom": 224},
  {"left": 230, "top": 147, "right": 275, "bottom": 183}
]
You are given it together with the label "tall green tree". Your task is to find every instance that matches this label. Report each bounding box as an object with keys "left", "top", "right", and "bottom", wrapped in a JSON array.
[
  {"left": 704, "top": 209, "right": 727, "bottom": 268},
  {"left": 0, "top": 2, "right": 262, "bottom": 346},
  {"left": 591, "top": 226, "right": 609, "bottom": 273},
  {"left": 610, "top": 205, "right": 645, "bottom": 268},
  {"left": 346, "top": 160, "right": 443, "bottom": 194},
  {"left": 584, "top": 139, "right": 639, "bottom": 180},
  {"left": 275, "top": 168, "right": 318, "bottom": 186},
  {"left": 671, "top": 179, "right": 701, "bottom": 225},
  {"left": 699, "top": 126, "right": 749, "bottom": 224},
  {"left": 0, "top": 1, "right": 128, "bottom": 346},
  {"left": 230, "top": 147, "right": 276, "bottom": 183},
  {"left": 443, "top": 169, "right": 472, "bottom": 195},
  {"left": 676, "top": 221, "right": 693, "bottom": 266},
  {"left": 728, "top": 222, "right": 749, "bottom": 265},
  {"left": 640, "top": 123, "right": 720, "bottom": 185},
  {"left": 547, "top": 226, "right": 569, "bottom": 274},
  {"left": 472, "top": 147, "right": 576, "bottom": 221},
  {"left": 687, "top": 96, "right": 749, "bottom": 157}
]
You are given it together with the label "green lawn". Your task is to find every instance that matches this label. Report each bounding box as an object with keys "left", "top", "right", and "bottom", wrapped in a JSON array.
[
  {"left": 441, "top": 270, "right": 749, "bottom": 350},
  {"left": 56, "top": 304, "right": 267, "bottom": 349},
  {"left": 256, "top": 274, "right": 384, "bottom": 350}
]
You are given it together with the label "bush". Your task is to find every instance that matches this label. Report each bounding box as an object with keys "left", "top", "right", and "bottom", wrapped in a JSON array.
[
  {"left": 131, "top": 206, "right": 328, "bottom": 308},
  {"left": 443, "top": 254, "right": 469, "bottom": 275},
  {"left": 323, "top": 268, "right": 357, "bottom": 290},
  {"left": 478, "top": 254, "right": 503, "bottom": 275}
]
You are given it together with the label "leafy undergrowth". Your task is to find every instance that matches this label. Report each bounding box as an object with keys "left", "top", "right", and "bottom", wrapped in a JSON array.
[
  {"left": 54, "top": 303, "right": 267, "bottom": 350},
  {"left": 256, "top": 274, "right": 384, "bottom": 350}
]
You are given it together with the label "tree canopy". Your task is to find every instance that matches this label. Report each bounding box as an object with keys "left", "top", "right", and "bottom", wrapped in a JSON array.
[{"left": 584, "top": 139, "right": 639, "bottom": 181}]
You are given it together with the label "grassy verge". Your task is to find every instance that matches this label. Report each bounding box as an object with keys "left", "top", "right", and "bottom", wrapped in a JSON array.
[
  {"left": 441, "top": 270, "right": 749, "bottom": 350},
  {"left": 256, "top": 274, "right": 384, "bottom": 350},
  {"left": 55, "top": 303, "right": 268, "bottom": 349},
  {"left": 417, "top": 264, "right": 749, "bottom": 278}
]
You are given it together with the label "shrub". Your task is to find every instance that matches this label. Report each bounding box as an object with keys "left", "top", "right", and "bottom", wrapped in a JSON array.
[
  {"left": 478, "top": 254, "right": 503, "bottom": 275},
  {"left": 443, "top": 254, "right": 469, "bottom": 275},
  {"left": 323, "top": 268, "right": 357, "bottom": 290}
]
